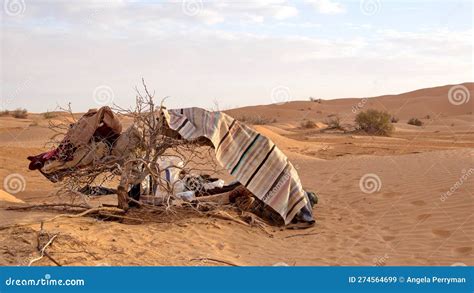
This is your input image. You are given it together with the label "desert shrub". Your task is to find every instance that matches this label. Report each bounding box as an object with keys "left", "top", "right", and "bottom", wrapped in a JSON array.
[
  {"left": 11, "top": 108, "right": 28, "bottom": 119},
  {"left": 425, "top": 114, "right": 431, "bottom": 119},
  {"left": 43, "top": 111, "right": 57, "bottom": 119},
  {"left": 355, "top": 109, "right": 393, "bottom": 136},
  {"left": 238, "top": 115, "right": 276, "bottom": 125},
  {"left": 300, "top": 119, "right": 317, "bottom": 129},
  {"left": 391, "top": 116, "right": 399, "bottom": 123},
  {"left": 324, "top": 116, "right": 343, "bottom": 130},
  {"left": 0, "top": 110, "right": 10, "bottom": 116},
  {"left": 309, "top": 97, "right": 322, "bottom": 103},
  {"left": 407, "top": 118, "right": 423, "bottom": 126}
]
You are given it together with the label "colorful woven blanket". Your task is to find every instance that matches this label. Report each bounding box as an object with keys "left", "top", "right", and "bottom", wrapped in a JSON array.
[{"left": 163, "top": 107, "right": 312, "bottom": 224}]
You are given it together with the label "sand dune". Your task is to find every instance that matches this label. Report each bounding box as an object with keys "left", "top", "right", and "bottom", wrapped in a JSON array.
[{"left": 0, "top": 83, "right": 472, "bottom": 266}]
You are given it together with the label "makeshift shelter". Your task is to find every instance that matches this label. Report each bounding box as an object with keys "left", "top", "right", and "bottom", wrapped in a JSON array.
[{"left": 27, "top": 106, "right": 315, "bottom": 226}]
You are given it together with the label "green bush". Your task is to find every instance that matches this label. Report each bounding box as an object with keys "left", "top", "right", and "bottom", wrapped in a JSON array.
[{"left": 355, "top": 109, "right": 393, "bottom": 136}]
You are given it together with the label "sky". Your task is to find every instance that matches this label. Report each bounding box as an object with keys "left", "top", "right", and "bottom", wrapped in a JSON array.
[{"left": 0, "top": 0, "right": 473, "bottom": 112}]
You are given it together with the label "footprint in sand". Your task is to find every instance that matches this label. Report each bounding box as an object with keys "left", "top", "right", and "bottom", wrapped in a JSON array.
[
  {"left": 363, "top": 211, "right": 376, "bottom": 217},
  {"left": 432, "top": 229, "right": 451, "bottom": 238},
  {"left": 454, "top": 247, "right": 472, "bottom": 256},
  {"left": 416, "top": 214, "right": 432, "bottom": 222},
  {"left": 382, "top": 235, "right": 396, "bottom": 241},
  {"left": 383, "top": 192, "right": 399, "bottom": 198},
  {"left": 411, "top": 200, "right": 426, "bottom": 206}
]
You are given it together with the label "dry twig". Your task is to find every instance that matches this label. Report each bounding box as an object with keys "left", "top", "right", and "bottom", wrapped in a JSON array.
[
  {"left": 28, "top": 233, "right": 58, "bottom": 266},
  {"left": 190, "top": 257, "right": 241, "bottom": 267}
]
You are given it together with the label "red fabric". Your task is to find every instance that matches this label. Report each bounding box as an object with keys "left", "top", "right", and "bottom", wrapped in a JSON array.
[
  {"left": 27, "top": 106, "right": 122, "bottom": 171},
  {"left": 27, "top": 149, "right": 58, "bottom": 170}
]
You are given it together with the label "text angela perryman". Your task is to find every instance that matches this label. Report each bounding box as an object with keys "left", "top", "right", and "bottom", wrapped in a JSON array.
[{"left": 348, "top": 276, "right": 467, "bottom": 285}]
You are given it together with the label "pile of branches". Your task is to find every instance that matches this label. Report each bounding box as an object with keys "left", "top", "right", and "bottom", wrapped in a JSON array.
[{"left": 48, "top": 79, "right": 222, "bottom": 211}]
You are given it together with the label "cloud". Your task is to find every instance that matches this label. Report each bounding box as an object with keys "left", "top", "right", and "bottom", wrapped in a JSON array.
[
  {"left": 271, "top": 5, "right": 299, "bottom": 19},
  {"left": 306, "top": 0, "right": 346, "bottom": 14},
  {"left": 196, "top": 9, "right": 225, "bottom": 25},
  {"left": 0, "top": 1, "right": 471, "bottom": 112}
]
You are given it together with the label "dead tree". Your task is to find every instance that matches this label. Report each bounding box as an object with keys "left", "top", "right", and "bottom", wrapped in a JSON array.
[{"left": 46, "top": 79, "right": 221, "bottom": 211}]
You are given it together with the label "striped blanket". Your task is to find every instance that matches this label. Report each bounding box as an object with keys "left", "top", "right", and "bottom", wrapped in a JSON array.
[{"left": 162, "top": 107, "right": 312, "bottom": 225}]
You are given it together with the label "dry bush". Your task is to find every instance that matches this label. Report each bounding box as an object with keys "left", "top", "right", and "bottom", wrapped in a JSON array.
[
  {"left": 355, "top": 109, "right": 393, "bottom": 136},
  {"left": 237, "top": 115, "right": 276, "bottom": 125},
  {"left": 11, "top": 108, "right": 28, "bottom": 119},
  {"left": 324, "top": 116, "right": 343, "bottom": 130},
  {"left": 300, "top": 119, "right": 317, "bottom": 129},
  {"left": 309, "top": 97, "right": 322, "bottom": 103},
  {"left": 43, "top": 111, "right": 57, "bottom": 119},
  {"left": 49, "top": 80, "right": 222, "bottom": 211},
  {"left": 0, "top": 110, "right": 10, "bottom": 116},
  {"left": 407, "top": 118, "right": 423, "bottom": 126},
  {"left": 391, "top": 116, "right": 399, "bottom": 123}
]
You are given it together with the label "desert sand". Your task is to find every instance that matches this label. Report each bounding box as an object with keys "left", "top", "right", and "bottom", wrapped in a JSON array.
[{"left": 0, "top": 83, "right": 472, "bottom": 266}]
